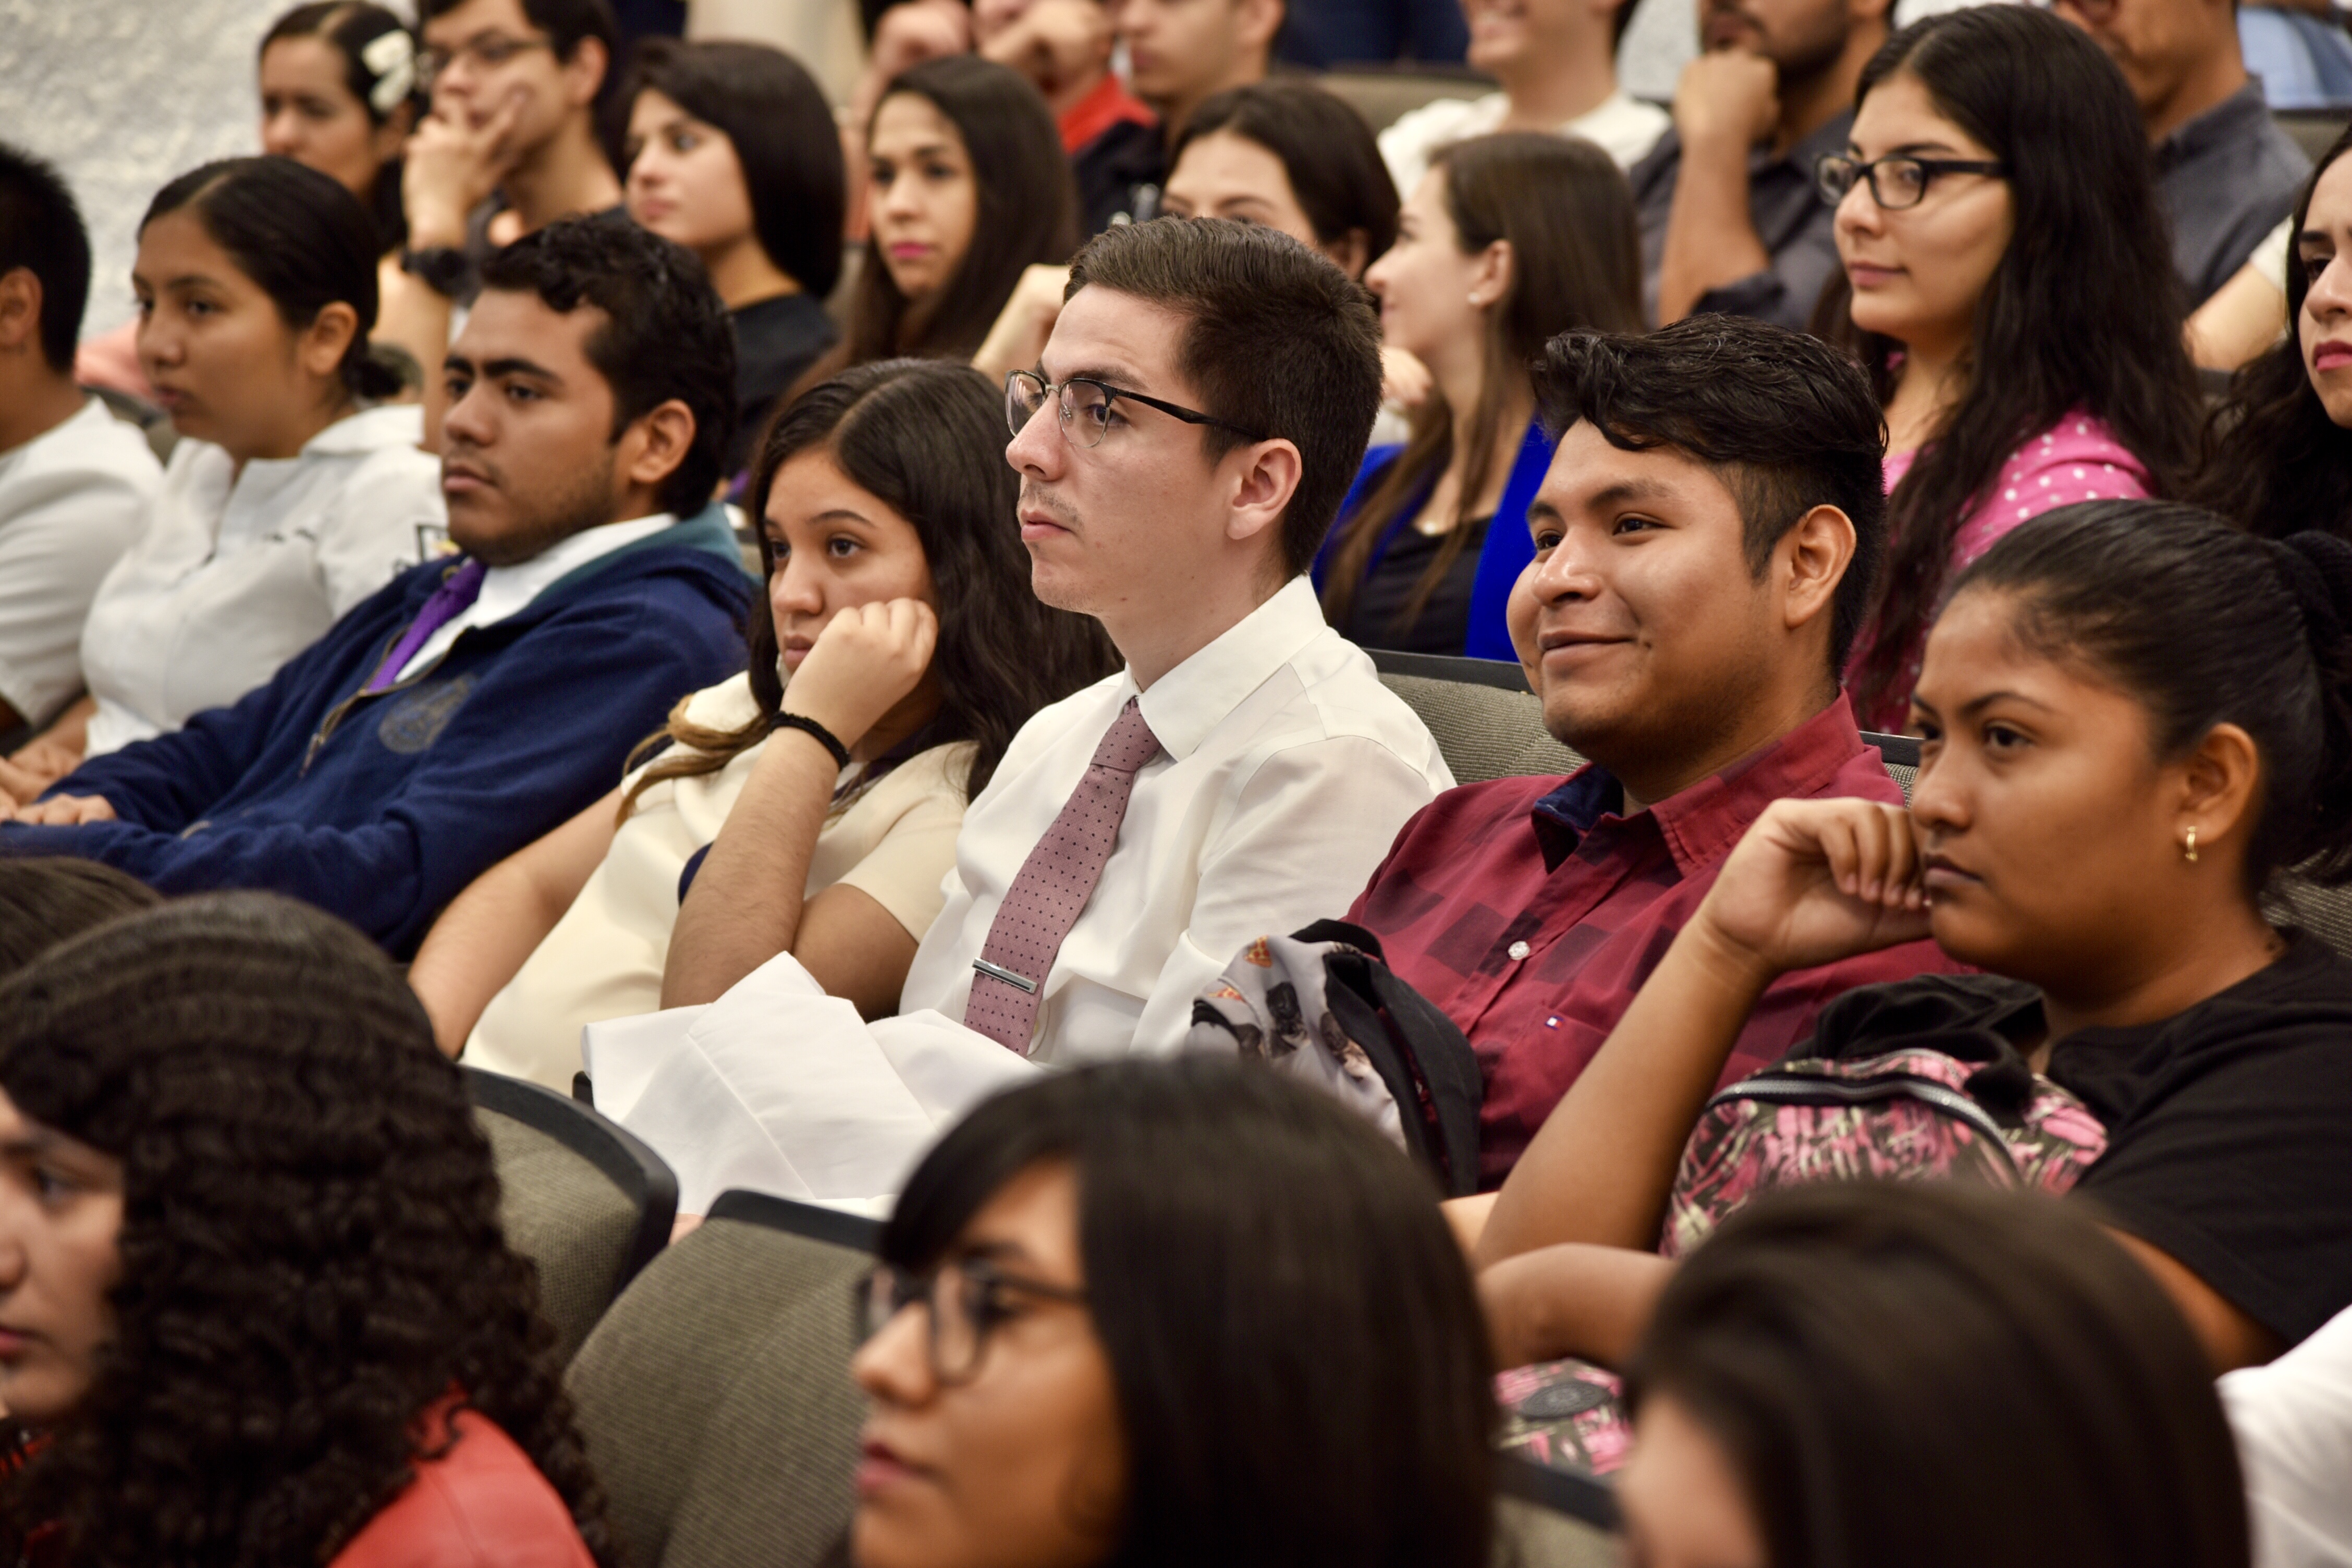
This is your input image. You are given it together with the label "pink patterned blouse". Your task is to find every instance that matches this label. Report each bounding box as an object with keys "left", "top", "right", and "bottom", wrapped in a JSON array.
[{"left": 1852, "top": 409, "right": 2150, "bottom": 732}]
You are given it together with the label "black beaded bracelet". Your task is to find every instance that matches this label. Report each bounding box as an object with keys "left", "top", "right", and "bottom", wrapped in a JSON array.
[{"left": 772, "top": 710, "right": 852, "bottom": 769}]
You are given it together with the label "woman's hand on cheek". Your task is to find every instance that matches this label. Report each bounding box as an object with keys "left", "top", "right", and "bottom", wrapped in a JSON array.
[
  {"left": 781, "top": 599, "right": 940, "bottom": 749},
  {"left": 1689, "top": 797, "right": 1932, "bottom": 981}
]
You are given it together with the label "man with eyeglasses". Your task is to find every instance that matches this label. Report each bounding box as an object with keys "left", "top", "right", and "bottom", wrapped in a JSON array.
[
  {"left": 1630, "top": 0, "right": 1892, "bottom": 329},
  {"left": 602, "top": 217, "right": 1452, "bottom": 1216},
  {"left": 2050, "top": 0, "right": 2308, "bottom": 305},
  {"left": 382, "top": 0, "right": 624, "bottom": 445}
]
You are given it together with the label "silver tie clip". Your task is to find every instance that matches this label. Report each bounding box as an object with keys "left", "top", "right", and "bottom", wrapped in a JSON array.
[{"left": 972, "top": 957, "right": 1038, "bottom": 994}]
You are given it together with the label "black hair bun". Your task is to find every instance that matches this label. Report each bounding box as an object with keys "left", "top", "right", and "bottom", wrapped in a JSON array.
[{"left": 2270, "top": 533, "right": 2352, "bottom": 657}]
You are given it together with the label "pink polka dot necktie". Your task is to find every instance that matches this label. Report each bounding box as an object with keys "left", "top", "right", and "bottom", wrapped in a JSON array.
[{"left": 963, "top": 696, "right": 1162, "bottom": 1054}]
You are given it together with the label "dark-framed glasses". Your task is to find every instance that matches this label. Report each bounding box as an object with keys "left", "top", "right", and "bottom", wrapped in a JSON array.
[
  {"left": 1006, "top": 369, "right": 1266, "bottom": 450},
  {"left": 854, "top": 1258, "right": 1089, "bottom": 1386},
  {"left": 1814, "top": 153, "right": 2009, "bottom": 211},
  {"left": 418, "top": 31, "right": 553, "bottom": 88}
]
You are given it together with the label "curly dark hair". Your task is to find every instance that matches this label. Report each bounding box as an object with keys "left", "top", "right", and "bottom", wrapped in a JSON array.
[{"left": 0, "top": 893, "right": 611, "bottom": 1567}]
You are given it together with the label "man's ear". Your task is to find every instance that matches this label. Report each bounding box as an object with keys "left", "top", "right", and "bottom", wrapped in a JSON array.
[
  {"left": 1778, "top": 503, "right": 1857, "bottom": 639},
  {"left": 1222, "top": 436, "right": 1304, "bottom": 559},
  {"left": 618, "top": 397, "right": 698, "bottom": 498},
  {"left": 1239, "top": 0, "right": 1286, "bottom": 54},
  {"left": 0, "top": 268, "right": 42, "bottom": 356},
  {"left": 561, "top": 34, "right": 610, "bottom": 109}
]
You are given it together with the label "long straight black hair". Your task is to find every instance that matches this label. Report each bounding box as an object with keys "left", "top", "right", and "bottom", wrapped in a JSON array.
[
  {"left": 623, "top": 358, "right": 1116, "bottom": 813},
  {"left": 2189, "top": 125, "right": 2352, "bottom": 537},
  {"left": 840, "top": 55, "right": 1077, "bottom": 365},
  {"left": 1629, "top": 1181, "right": 2248, "bottom": 1568},
  {"left": 1832, "top": 5, "right": 2203, "bottom": 720},
  {"left": 879, "top": 1058, "right": 1497, "bottom": 1568}
]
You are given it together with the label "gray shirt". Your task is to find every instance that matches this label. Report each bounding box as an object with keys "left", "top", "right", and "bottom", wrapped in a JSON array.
[
  {"left": 1630, "top": 111, "right": 1854, "bottom": 331},
  {"left": 2155, "top": 81, "right": 2310, "bottom": 308}
]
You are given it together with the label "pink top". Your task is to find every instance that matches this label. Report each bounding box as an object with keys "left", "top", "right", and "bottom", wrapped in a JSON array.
[
  {"left": 330, "top": 1399, "right": 595, "bottom": 1568},
  {"left": 1852, "top": 409, "right": 2149, "bottom": 731}
]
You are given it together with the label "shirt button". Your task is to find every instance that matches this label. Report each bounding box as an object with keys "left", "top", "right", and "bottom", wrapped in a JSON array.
[{"left": 1506, "top": 940, "right": 1531, "bottom": 961}]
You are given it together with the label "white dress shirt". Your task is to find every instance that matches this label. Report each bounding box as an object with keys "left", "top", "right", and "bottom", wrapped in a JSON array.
[
  {"left": 79, "top": 403, "right": 440, "bottom": 755},
  {"left": 391, "top": 512, "right": 673, "bottom": 682},
  {"left": 2224, "top": 1304, "right": 2352, "bottom": 1568},
  {"left": 1379, "top": 89, "right": 1672, "bottom": 194},
  {"left": 0, "top": 398, "right": 157, "bottom": 726},
  {"left": 598, "top": 574, "right": 1455, "bottom": 1212}
]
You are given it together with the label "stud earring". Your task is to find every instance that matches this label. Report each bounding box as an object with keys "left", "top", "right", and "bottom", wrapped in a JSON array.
[{"left": 2184, "top": 825, "right": 2199, "bottom": 863}]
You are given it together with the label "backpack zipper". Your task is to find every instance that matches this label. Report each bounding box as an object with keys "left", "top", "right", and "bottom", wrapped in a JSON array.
[{"left": 1707, "top": 1072, "right": 2023, "bottom": 1177}]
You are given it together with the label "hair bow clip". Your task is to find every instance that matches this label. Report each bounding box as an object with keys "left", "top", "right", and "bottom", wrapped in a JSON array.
[{"left": 363, "top": 29, "right": 417, "bottom": 115}]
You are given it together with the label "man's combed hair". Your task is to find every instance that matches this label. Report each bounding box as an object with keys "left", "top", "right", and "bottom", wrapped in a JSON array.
[
  {"left": 0, "top": 141, "right": 95, "bottom": 374},
  {"left": 1533, "top": 316, "right": 1889, "bottom": 675},
  {"left": 420, "top": 0, "right": 617, "bottom": 62},
  {"left": 480, "top": 210, "right": 737, "bottom": 515},
  {"left": 1066, "top": 217, "right": 1383, "bottom": 579}
]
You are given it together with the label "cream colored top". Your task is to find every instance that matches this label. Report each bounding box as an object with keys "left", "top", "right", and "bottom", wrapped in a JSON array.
[{"left": 463, "top": 672, "right": 975, "bottom": 1088}]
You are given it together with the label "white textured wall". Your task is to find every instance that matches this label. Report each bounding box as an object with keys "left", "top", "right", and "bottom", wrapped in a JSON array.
[{"left": 0, "top": 0, "right": 412, "bottom": 341}]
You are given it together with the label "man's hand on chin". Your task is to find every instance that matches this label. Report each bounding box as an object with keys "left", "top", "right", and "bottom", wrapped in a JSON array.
[{"left": 0, "top": 794, "right": 117, "bottom": 827}]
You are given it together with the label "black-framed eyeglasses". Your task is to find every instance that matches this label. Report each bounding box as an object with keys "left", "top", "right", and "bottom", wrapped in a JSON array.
[
  {"left": 1814, "top": 153, "right": 2009, "bottom": 211},
  {"left": 419, "top": 31, "right": 553, "bottom": 88},
  {"left": 854, "top": 1258, "right": 1089, "bottom": 1386},
  {"left": 1006, "top": 369, "right": 1266, "bottom": 450}
]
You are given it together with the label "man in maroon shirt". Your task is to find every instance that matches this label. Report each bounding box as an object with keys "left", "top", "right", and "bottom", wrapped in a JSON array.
[{"left": 1345, "top": 316, "right": 1959, "bottom": 1186}]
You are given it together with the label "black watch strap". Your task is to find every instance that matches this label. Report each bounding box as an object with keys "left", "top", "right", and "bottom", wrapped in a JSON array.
[
  {"left": 772, "top": 711, "right": 852, "bottom": 769},
  {"left": 400, "top": 245, "right": 473, "bottom": 299}
]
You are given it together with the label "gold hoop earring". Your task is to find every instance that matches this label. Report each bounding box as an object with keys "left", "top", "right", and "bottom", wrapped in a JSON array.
[{"left": 2184, "top": 825, "right": 2199, "bottom": 864}]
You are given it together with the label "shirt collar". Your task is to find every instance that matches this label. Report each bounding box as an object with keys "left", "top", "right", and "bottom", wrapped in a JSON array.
[
  {"left": 1130, "top": 575, "right": 1329, "bottom": 761},
  {"left": 297, "top": 402, "right": 425, "bottom": 458},
  {"left": 468, "top": 511, "right": 675, "bottom": 624},
  {"left": 2153, "top": 81, "right": 2272, "bottom": 170},
  {"left": 1530, "top": 693, "right": 1875, "bottom": 872},
  {"left": 1763, "top": 109, "right": 1856, "bottom": 175}
]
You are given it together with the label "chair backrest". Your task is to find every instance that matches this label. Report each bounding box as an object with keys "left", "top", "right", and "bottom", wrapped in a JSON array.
[
  {"left": 2276, "top": 107, "right": 2352, "bottom": 163},
  {"left": 1373, "top": 650, "right": 1919, "bottom": 800},
  {"left": 467, "top": 1067, "right": 678, "bottom": 1367},
  {"left": 1493, "top": 1454, "right": 1618, "bottom": 1567},
  {"left": 2266, "top": 876, "right": 2352, "bottom": 960},
  {"left": 1319, "top": 64, "right": 1491, "bottom": 132},
  {"left": 566, "top": 1190, "right": 880, "bottom": 1568}
]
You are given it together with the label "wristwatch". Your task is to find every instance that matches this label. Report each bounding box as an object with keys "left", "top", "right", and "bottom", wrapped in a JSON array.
[{"left": 399, "top": 245, "right": 473, "bottom": 299}]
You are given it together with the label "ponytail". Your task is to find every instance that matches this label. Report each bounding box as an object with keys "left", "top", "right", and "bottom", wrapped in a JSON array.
[
  {"left": 142, "top": 156, "right": 389, "bottom": 404},
  {"left": 1954, "top": 500, "right": 2352, "bottom": 888}
]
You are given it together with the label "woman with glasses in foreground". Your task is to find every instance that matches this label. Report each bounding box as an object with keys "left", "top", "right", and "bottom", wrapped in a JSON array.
[
  {"left": 850, "top": 1057, "right": 1497, "bottom": 1568},
  {"left": 1815, "top": 5, "right": 2202, "bottom": 733}
]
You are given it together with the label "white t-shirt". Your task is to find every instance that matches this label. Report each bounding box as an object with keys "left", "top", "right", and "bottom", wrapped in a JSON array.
[
  {"left": 464, "top": 672, "right": 975, "bottom": 1089},
  {"left": 0, "top": 398, "right": 157, "bottom": 727},
  {"left": 79, "top": 402, "right": 441, "bottom": 755},
  {"left": 2223, "top": 1304, "right": 2352, "bottom": 1568},
  {"left": 1379, "top": 88, "right": 1672, "bottom": 195}
]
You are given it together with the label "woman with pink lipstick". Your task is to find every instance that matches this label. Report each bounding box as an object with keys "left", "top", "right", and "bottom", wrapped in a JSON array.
[
  {"left": 1473, "top": 500, "right": 2352, "bottom": 1382},
  {"left": 1, "top": 157, "right": 440, "bottom": 805},
  {"left": 2194, "top": 128, "right": 2352, "bottom": 540},
  {"left": 1819, "top": 5, "right": 2202, "bottom": 733},
  {"left": 411, "top": 360, "right": 1113, "bottom": 1085},
  {"left": 620, "top": 40, "right": 844, "bottom": 482},
  {"left": 849, "top": 1057, "right": 1497, "bottom": 1568},
  {"left": 0, "top": 893, "right": 605, "bottom": 1566},
  {"left": 825, "top": 55, "right": 1077, "bottom": 379}
]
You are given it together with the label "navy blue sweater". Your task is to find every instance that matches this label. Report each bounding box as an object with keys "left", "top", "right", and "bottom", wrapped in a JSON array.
[{"left": 4, "top": 510, "right": 751, "bottom": 957}]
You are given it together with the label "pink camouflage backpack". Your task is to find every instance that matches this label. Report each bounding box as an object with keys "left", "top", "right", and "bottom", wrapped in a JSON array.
[{"left": 1498, "top": 979, "right": 2110, "bottom": 1478}]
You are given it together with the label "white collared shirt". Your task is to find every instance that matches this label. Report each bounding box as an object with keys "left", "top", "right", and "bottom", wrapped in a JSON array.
[
  {"left": 0, "top": 398, "right": 158, "bottom": 726},
  {"left": 1379, "top": 88, "right": 1672, "bottom": 194},
  {"left": 899, "top": 573, "right": 1456, "bottom": 1058},
  {"left": 391, "top": 512, "right": 675, "bottom": 682},
  {"left": 2223, "top": 1303, "right": 2352, "bottom": 1568},
  {"left": 80, "top": 403, "right": 440, "bottom": 755}
]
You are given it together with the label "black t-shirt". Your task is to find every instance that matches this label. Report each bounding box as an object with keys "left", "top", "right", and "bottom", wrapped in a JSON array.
[
  {"left": 1793, "top": 933, "right": 2352, "bottom": 1346},
  {"left": 730, "top": 293, "right": 840, "bottom": 477},
  {"left": 1337, "top": 515, "right": 1492, "bottom": 655}
]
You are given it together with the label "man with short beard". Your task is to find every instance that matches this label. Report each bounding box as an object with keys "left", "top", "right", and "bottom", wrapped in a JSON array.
[
  {"left": 1634, "top": 0, "right": 1891, "bottom": 329},
  {"left": 0, "top": 215, "right": 750, "bottom": 958}
]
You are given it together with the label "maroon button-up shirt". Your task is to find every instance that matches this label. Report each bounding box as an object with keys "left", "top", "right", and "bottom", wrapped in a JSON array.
[{"left": 1346, "top": 695, "right": 1960, "bottom": 1187}]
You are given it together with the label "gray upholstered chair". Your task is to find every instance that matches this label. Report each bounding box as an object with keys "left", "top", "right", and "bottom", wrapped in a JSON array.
[
  {"left": 1492, "top": 1455, "right": 1618, "bottom": 1567},
  {"left": 467, "top": 1067, "right": 677, "bottom": 1366},
  {"left": 565, "top": 1190, "right": 877, "bottom": 1568},
  {"left": 1371, "top": 648, "right": 1921, "bottom": 799}
]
